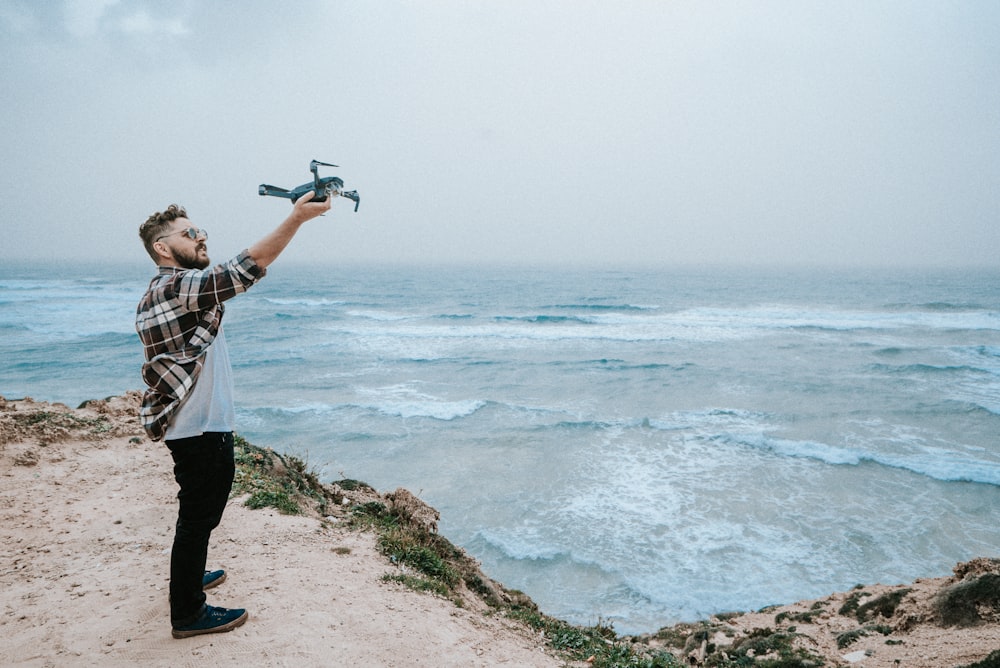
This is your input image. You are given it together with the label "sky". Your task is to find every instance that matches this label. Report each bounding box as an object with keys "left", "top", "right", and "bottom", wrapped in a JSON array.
[{"left": 1, "top": 0, "right": 998, "bottom": 269}]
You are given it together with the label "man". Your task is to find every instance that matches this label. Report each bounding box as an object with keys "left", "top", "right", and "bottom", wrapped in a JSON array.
[{"left": 136, "top": 192, "right": 331, "bottom": 638}]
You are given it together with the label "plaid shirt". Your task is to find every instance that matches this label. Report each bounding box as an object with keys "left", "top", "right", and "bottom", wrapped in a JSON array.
[{"left": 135, "top": 250, "right": 265, "bottom": 441}]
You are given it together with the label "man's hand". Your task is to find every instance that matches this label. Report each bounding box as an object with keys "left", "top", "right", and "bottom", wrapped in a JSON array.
[{"left": 289, "top": 189, "right": 333, "bottom": 224}]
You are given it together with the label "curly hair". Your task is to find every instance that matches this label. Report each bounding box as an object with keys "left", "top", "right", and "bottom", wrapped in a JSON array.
[{"left": 139, "top": 204, "right": 188, "bottom": 263}]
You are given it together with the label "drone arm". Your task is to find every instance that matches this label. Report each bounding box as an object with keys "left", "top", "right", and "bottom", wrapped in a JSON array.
[
  {"left": 341, "top": 190, "right": 360, "bottom": 212},
  {"left": 259, "top": 184, "right": 294, "bottom": 199}
]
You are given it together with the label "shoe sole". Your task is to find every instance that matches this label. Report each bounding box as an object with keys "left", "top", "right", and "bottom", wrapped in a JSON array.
[
  {"left": 203, "top": 571, "right": 227, "bottom": 590},
  {"left": 171, "top": 610, "right": 248, "bottom": 639}
]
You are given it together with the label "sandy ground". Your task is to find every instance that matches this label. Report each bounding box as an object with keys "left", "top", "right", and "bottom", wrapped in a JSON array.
[
  {"left": 0, "top": 395, "right": 560, "bottom": 667},
  {"left": 2, "top": 394, "right": 999, "bottom": 668}
]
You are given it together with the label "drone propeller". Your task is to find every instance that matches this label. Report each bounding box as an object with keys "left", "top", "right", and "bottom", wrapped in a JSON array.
[{"left": 310, "top": 159, "right": 339, "bottom": 170}]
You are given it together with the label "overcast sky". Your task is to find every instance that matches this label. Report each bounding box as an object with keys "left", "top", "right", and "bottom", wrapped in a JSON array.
[{"left": 1, "top": 0, "right": 998, "bottom": 269}]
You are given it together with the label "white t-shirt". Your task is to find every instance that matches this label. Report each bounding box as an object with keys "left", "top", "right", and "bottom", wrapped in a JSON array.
[{"left": 165, "top": 325, "right": 236, "bottom": 440}]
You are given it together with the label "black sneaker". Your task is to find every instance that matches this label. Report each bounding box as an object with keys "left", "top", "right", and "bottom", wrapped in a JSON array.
[
  {"left": 203, "top": 569, "right": 226, "bottom": 590},
  {"left": 172, "top": 605, "right": 248, "bottom": 639}
]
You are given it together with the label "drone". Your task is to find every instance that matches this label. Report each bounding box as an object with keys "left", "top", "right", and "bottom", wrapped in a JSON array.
[{"left": 258, "top": 160, "right": 360, "bottom": 211}]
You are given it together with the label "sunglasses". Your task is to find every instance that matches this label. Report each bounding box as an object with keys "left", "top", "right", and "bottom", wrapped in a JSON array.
[{"left": 156, "top": 227, "right": 207, "bottom": 242}]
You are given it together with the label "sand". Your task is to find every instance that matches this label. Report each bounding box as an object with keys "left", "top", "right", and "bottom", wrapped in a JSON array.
[
  {"left": 2, "top": 393, "right": 998, "bottom": 667},
  {"left": 0, "top": 394, "right": 560, "bottom": 667}
]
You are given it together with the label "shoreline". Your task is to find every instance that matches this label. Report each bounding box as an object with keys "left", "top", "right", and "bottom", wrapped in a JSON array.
[{"left": 2, "top": 393, "right": 999, "bottom": 667}]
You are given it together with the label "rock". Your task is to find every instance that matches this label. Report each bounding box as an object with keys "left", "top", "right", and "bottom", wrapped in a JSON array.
[
  {"left": 13, "top": 448, "right": 39, "bottom": 466},
  {"left": 385, "top": 488, "right": 440, "bottom": 534}
]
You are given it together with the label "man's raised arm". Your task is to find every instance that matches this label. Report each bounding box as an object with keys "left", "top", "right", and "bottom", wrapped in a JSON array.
[{"left": 248, "top": 190, "right": 332, "bottom": 269}]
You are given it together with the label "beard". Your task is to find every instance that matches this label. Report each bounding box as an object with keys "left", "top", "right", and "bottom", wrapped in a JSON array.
[{"left": 170, "top": 243, "right": 211, "bottom": 270}]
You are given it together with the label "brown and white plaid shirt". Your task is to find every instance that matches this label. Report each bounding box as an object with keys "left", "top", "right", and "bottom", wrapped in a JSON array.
[{"left": 135, "top": 250, "right": 265, "bottom": 441}]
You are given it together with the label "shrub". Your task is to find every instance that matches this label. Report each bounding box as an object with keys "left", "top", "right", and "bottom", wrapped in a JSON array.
[
  {"left": 935, "top": 574, "right": 1000, "bottom": 627},
  {"left": 855, "top": 588, "right": 911, "bottom": 623},
  {"left": 231, "top": 435, "right": 326, "bottom": 515}
]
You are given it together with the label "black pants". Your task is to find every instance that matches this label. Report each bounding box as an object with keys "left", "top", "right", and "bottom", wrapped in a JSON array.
[{"left": 165, "top": 432, "right": 235, "bottom": 625}]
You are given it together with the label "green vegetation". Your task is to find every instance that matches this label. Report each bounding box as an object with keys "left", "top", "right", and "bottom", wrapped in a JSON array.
[
  {"left": 837, "top": 586, "right": 911, "bottom": 624},
  {"left": 855, "top": 588, "right": 911, "bottom": 623},
  {"left": 349, "top": 498, "right": 515, "bottom": 609},
  {"left": 651, "top": 621, "right": 708, "bottom": 649},
  {"left": 701, "top": 627, "right": 825, "bottom": 667},
  {"left": 775, "top": 602, "right": 825, "bottom": 625},
  {"left": 506, "top": 606, "right": 681, "bottom": 668},
  {"left": 835, "top": 624, "right": 892, "bottom": 649},
  {"left": 3, "top": 409, "right": 113, "bottom": 443},
  {"left": 649, "top": 620, "right": 826, "bottom": 667},
  {"left": 232, "top": 435, "right": 328, "bottom": 516},
  {"left": 837, "top": 586, "right": 870, "bottom": 618},
  {"left": 380, "top": 573, "right": 452, "bottom": 599},
  {"left": 934, "top": 573, "right": 1000, "bottom": 627}
]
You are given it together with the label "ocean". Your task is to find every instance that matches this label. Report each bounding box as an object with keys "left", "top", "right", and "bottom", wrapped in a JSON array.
[{"left": 2, "top": 260, "right": 999, "bottom": 634}]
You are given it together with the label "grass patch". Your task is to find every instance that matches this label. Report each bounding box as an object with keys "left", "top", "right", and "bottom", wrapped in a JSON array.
[
  {"left": 232, "top": 434, "right": 327, "bottom": 515},
  {"left": 349, "top": 501, "right": 398, "bottom": 531},
  {"left": 378, "top": 527, "right": 459, "bottom": 586},
  {"left": 703, "top": 627, "right": 825, "bottom": 667},
  {"left": 935, "top": 573, "right": 1000, "bottom": 627},
  {"left": 1, "top": 408, "right": 115, "bottom": 445},
  {"left": 836, "top": 624, "right": 893, "bottom": 649},
  {"left": 334, "top": 478, "right": 373, "bottom": 492},
  {"left": 507, "top": 606, "right": 681, "bottom": 667},
  {"left": 381, "top": 573, "right": 452, "bottom": 599},
  {"left": 855, "top": 588, "right": 911, "bottom": 623},
  {"left": 837, "top": 586, "right": 870, "bottom": 618},
  {"left": 245, "top": 489, "right": 300, "bottom": 514},
  {"left": 653, "top": 621, "right": 707, "bottom": 649},
  {"left": 652, "top": 620, "right": 826, "bottom": 667},
  {"left": 713, "top": 611, "right": 742, "bottom": 622},
  {"left": 775, "top": 606, "right": 824, "bottom": 625}
]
